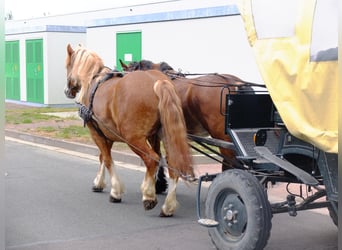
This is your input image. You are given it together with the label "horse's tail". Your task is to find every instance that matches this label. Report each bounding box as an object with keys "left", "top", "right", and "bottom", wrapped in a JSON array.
[{"left": 153, "top": 80, "right": 194, "bottom": 179}]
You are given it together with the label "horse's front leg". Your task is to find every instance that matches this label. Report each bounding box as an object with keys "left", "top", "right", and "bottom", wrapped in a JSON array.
[
  {"left": 89, "top": 126, "right": 124, "bottom": 202},
  {"left": 92, "top": 153, "right": 106, "bottom": 192},
  {"left": 92, "top": 153, "right": 124, "bottom": 202}
]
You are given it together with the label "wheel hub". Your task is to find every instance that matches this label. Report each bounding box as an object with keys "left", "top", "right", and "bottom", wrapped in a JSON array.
[{"left": 220, "top": 194, "right": 247, "bottom": 238}]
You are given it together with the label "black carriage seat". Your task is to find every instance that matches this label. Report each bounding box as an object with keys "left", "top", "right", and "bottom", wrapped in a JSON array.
[
  {"left": 226, "top": 92, "right": 275, "bottom": 129},
  {"left": 225, "top": 92, "right": 283, "bottom": 163},
  {"left": 224, "top": 92, "right": 321, "bottom": 186}
]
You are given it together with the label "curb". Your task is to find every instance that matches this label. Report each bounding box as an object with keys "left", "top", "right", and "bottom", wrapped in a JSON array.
[{"left": 5, "top": 129, "right": 218, "bottom": 166}]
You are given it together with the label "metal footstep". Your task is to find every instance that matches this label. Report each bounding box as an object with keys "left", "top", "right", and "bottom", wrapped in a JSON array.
[
  {"left": 196, "top": 174, "right": 219, "bottom": 228},
  {"left": 198, "top": 218, "right": 219, "bottom": 227}
]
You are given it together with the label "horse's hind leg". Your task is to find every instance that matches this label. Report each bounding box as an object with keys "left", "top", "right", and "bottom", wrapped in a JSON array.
[
  {"left": 160, "top": 170, "right": 179, "bottom": 217},
  {"left": 149, "top": 137, "right": 182, "bottom": 216},
  {"left": 129, "top": 140, "right": 160, "bottom": 210},
  {"left": 89, "top": 128, "right": 124, "bottom": 202}
]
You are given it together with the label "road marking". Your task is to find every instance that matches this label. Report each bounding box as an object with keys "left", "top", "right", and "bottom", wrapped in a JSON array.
[{"left": 5, "top": 136, "right": 145, "bottom": 173}]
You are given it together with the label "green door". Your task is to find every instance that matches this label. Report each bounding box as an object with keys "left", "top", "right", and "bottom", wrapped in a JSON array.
[
  {"left": 5, "top": 41, "right": 20, "bottom": 100},
  {"left": 26, "top": 39, "right": 44, "bottom": 103},
  {"left": 116, "top": 32, "right": 142, "bottom": 71}
]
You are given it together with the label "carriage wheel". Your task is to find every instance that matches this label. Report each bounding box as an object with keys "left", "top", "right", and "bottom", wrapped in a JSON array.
[{"left": 205, "top": 169, "right": 272, "bottom": 250}]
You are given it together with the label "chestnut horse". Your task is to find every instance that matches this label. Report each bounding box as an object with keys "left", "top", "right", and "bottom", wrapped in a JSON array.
[
  {"left": 64, "top": 44, "right": 194, "bottom": 217},
  {"left": 121, "top": 60, "right": 255, "bottom": 192},
  {"left": 121, "top": 60, "right": 254, "bottom": 166}
]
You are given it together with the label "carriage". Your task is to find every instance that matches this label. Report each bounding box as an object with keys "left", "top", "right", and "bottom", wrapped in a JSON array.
[
  {"left": 192, "top": 87, "right": 338, "bottom": 249},
  {"left": 191, "top": 1, "right": 338, "bottom": 249},
  {"left": 64, "top": 1, "right": 337, "bottom": 249}
]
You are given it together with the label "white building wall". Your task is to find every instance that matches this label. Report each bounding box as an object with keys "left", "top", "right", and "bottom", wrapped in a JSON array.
[
  {"left": 142, "top": 16, "right": 261, "bottom": 80},
  {"left": 86, "top": 26, "right": 118, "bottom": 68},
  {"left": 46, "top": 32, "right": 86, "bottom": 105},
  {"left": 86, "top": 5, "right": 264, "bottom": 83}
]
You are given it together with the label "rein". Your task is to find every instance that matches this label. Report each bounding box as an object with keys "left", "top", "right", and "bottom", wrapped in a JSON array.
[{"left": 165, "top": 71, "right": 266, "bottom": 88}]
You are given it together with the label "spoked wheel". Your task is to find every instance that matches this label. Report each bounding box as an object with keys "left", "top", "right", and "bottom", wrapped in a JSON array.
[{"left": 205, "top": 169, "right": 272, "bottom": 250}]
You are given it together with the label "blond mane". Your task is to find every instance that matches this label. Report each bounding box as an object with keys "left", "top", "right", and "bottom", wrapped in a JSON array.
[{"left": 67, "top": 45, "right": 105, "bottom": 103}]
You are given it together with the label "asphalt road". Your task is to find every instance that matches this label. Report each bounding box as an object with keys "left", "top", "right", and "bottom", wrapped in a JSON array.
[{"left": 4, "top": 139, "right": 338, "bottom": 250}]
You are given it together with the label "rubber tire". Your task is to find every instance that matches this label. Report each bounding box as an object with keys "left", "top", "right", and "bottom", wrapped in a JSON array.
[{"left": 205, "top": 169, "right": 272, "bottom": 250}]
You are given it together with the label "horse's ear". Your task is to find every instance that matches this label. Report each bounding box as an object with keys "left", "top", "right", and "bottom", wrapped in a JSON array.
[
  {"left": 67, "top": 44, "right": 74, "bottom": 56},
  {"left": 119, "top": 59, "right": 128, "bottom": 70}
]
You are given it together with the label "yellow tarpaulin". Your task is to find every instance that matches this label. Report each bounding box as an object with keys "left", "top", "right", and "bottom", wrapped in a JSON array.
[{"left": 238, "top": 0, "right": 338, "bottom": 153}]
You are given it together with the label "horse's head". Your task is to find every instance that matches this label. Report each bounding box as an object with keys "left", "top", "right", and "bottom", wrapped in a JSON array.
[
  {"left": 64, "top": 44, "right": 80, "bottom": 99},
  {"left": 64, "top": 44, "right": 104, "bottom": 102}
]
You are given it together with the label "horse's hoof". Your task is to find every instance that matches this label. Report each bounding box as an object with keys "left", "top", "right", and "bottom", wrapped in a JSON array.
[
  {"left": 92, "top": 186, "right": 104, "bottom": 192},
  {"left": 109, "top": 196, "right": 122, "bottom": 203},
  {"left": 143, "top": 199, "right": 158, "bottom": 210},
  {"left": 159, "top": 210, "right": 173, "bottom": 217}
]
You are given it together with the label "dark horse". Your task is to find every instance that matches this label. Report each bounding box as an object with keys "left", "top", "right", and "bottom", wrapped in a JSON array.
[
  {"left": 121, "top": 59, "right": 254, "bottom": 191},
  {"left": 64, "top": 45, "right": 194, "bottom": 217}
]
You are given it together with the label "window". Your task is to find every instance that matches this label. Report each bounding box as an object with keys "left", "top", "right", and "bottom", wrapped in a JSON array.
[{"left": 310, "top": 0, "right": 338, "bottom": 61}]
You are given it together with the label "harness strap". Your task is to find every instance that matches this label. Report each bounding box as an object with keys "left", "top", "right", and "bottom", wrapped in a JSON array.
[
  {"left": 165, "top": 71, "right": 266, "bottom": 88},
  {"left": 77, "top": 102, "right": 105, "bottom": 138},
  {"left": 77, "top": 69, "right": 124, "bottom": 128}
]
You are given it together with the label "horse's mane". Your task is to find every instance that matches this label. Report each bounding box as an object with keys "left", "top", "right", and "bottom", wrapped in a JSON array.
[
  {"left": 67, "top": 45, "right": 105, "bottom": 102},
  {"left": 128, "top": 60, "right": 174, "bottom": 73},
  {"left": 128, "top": 60, "right": 154, "bottom": 71}
]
